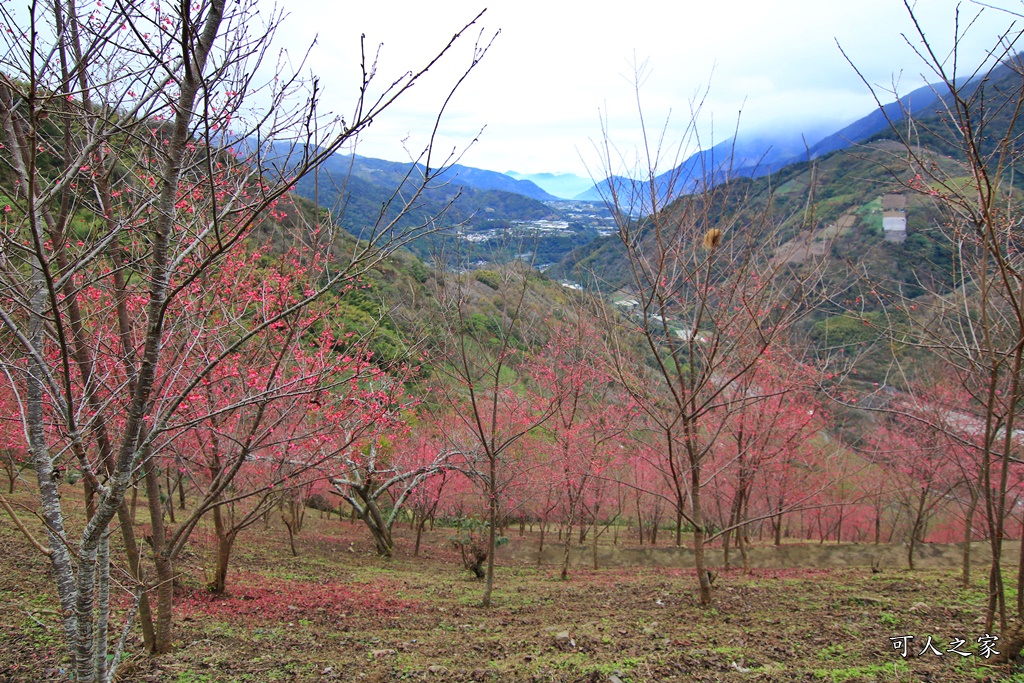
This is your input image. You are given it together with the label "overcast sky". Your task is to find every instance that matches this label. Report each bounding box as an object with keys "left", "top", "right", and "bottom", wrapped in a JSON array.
[{"left": 260, "top": 0, "right": 1020, "bottom": 178}]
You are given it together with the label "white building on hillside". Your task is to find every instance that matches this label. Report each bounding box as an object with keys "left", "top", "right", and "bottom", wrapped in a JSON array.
[{"left": 882, "top": 193, "right": 907, "bottom": 243}]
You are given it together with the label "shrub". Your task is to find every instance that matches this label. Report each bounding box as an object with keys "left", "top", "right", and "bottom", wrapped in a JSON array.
[{"left": 449, "top": 518, "right": 508, "bottom": 579}]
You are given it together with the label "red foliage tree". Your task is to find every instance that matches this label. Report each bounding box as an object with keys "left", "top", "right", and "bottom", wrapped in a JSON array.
[
  {"left": 711, "top": 355, "right": 825, "bottom": 568},
  {"left": 529, "top": 319, "right": 632, "bottom": 578},
  {"left": 862, "top": 420, "right": 955, "bottom": 569}
]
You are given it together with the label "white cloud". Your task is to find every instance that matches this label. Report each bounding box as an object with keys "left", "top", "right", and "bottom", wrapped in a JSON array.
[{"left": 259, "top": 0, "right": 1020, "bottom": 175}]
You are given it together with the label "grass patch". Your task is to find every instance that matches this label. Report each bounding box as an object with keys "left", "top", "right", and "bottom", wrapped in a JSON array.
[{"left": 813, "top": 661, "right": 910, "bottom": 682}]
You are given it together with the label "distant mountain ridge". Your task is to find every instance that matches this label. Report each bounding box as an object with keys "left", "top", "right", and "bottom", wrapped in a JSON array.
[
  {"left": 504, "top": 171, "right": 595, "bottom": 200},
  {"left": 317, "top": 154, "right": 557, "bottom": 201},
  {"left": 439, "top": 163, "right": 558, "bottom": 201},
  {"left": 573, "top": 59, "right": 1021, "bottom": 204},
  {"left": 806, "top": 81, "right": 942, "bottom": 159},
  {"left": 572, "top": 132, "right": 820, "bottom": 204}
]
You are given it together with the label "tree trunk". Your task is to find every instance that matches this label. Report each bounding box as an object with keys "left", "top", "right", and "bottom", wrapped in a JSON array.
[
  {"left": 482, "top": 454, "right": 497, "bottom": 608},
  {"left": 5, "top": 452, "right": 29, "bottom": 493},
  {"left": 117, "top": 500, "right": 155, "bottom": 652},
  {"left": 723, "top": 489, "right": 743, "bottom": 570},
  {"left": 354, "top": 491, "right": 394, "bottom": 558},
  {"left": 963, "top": 489, "right": 978, "bottom": 587},
  {"left": 537, "top": 519, "right": 546, "bottom": 564},
  {"left": 908, "top": 488, "right": 931, "bottom": 571},
  {"left": 177, "top": 470, "right": 186, "bottom": 510},
  {"left": 152, "top": 551, "right": 174, "bottom": 655},
  {"left": 144, "top": 453, "right": 173, "bottom": 653},
  {"left": 93, "top": 532, "right": 111, "bottom": 682},
  {"left": 561, "top": 495, "right": 577, "bottom": 580},
  {"left": 739, "top": 493, "right": 751, "bottom": 573},
  {"left": 210, "top": 505, "right": 237, "bottom": 595},
  {"left": 164, "top": 468, "right": 175, "bottom": 524},
  {"left": 635, "top": 498, "right": 644, "bottom": 546},
  {"left": 691, "top": 474, "right": 712, "bottom": 605},
  {"left": 874, "top": 504, "right": 881, "bottom": 545},
  {"left": 1017, "top": 514, "right": 1024, "bottom": 618},
  {"left": 414, "top": 517, "right": 427, "bottom": 556},
  {"left": 283, "top": 518, "right": 298, "bottom": 557},
  {"left": 908, "top": 526, "right": 917, "bottom": 571},
  {"left": 211, "top": 531, "right": 236, "bottom": 595},
  {"left": 694, "top": 522, "right": 712, "bottom": 605}
]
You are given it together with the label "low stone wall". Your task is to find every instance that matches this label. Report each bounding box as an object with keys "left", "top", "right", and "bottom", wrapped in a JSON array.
[{"left": 501, "top": 539, "right": 1022, "bottom": 571}]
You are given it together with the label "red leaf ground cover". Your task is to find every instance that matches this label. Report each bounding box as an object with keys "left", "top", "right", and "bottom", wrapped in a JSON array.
[{"left": 177, "top": 571, "right": 421, "bottom": 623}]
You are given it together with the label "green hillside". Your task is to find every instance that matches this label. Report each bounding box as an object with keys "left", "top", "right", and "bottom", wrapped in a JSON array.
[{"left": 551, "top": 140, "right": 961, "bottom": 300}]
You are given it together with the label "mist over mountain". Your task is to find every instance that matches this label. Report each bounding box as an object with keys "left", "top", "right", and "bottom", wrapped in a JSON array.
[
  {"left": 806, "top": 80, "right": 942, "bottom": 158},
  {"left": 572, "top": 57, "right": 1020, "bottom": 207},
  {"left": 504, "top": 171, "right": 595, "bottom": 200}
]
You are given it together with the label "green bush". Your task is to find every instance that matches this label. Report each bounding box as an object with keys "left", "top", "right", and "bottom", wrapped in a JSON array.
[{"left": 474, "top": 269, "right": 502, "bottom": 290}]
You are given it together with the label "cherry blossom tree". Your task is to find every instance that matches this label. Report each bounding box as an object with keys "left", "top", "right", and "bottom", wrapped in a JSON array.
[
  {"left": 713, "top": 355, "right": 824, "bottom": 569},
  {"left": 862, "top": 420, "right": 954, "bottom": 569},
  {"left": 0, "top": 388, "right": 27, "bottom": 493},
  {"left": 848, "top": 4, "right": 1024, "bottom": 635},
  {"left": 328, "top": 424, "right": 458, "bottom": 558},
  {"left": 429, "top": 256, "right": 559, "bottom": 607},
  {"left": 0, "top": 0, "right": 492, "bottom": 675},
  {"left": 590, "top": 64, "right": 827, "bottom": 604},
  {"left": 529, "top": 318, "right": 631, "bottom": 578}
]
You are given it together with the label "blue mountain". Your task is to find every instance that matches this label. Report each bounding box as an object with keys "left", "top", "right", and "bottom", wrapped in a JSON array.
[
  {"left": 573, "top": 132, "right": 821, "bottom": 204},
  {"left": 505, "top": 171, "right": 595, "bottom": 200}
]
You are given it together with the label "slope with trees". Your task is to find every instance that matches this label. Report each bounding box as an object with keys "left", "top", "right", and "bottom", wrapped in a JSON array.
[{"left": 0, "top": 0, "right": 493, "bottom": 676}]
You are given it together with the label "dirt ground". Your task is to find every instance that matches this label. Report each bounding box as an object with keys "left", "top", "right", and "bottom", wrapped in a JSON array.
[{"left": 2, "top": 504, "right": 1023, "bottom": 683}]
